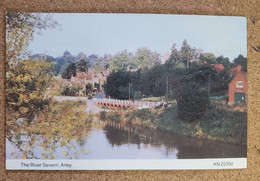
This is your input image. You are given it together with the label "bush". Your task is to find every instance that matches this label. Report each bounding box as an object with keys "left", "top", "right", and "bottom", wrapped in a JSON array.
[
  {"left": 108, "top": 112, "right": 121, "bottom": 122},
  {"left": 61, "top": 86, "right": 70, "bottom": 96},
  {"left": 133, "top": 91, "right": 142, "bottom": 99},
  {"left": 60, "top": 84, "right": 83, "bottom": 96},
  {"left": 100, "top": 111, "right": 107, "bottom": 121}
]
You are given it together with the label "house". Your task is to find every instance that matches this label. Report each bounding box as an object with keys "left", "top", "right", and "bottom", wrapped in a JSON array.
[
  {"left": 228, "top": 71, "right": 247, "bottom": 104},
  {"left": 62, "top": 69, "right": 110, "bottom": 95}
]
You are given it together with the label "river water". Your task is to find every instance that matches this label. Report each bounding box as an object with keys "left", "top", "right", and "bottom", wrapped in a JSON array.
[{"left": 6, "top": 120, "right": 246, "bottom": 159}]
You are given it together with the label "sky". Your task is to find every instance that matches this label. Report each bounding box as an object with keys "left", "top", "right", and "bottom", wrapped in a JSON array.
[{"left": 28, "top": 13, "right": 247, "bottom": 61}]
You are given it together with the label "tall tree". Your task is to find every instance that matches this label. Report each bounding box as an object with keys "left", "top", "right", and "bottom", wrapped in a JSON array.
[
  {"left": 6, "top": 13, "right": 59, "bottom": 157},
  {"left": 180, "top": 40, "right": 193, "bottom": 68},
  {"left": 174, "top": 64, "right": 212, "bottom": 122},
  {"left": 165, "top": 44, "right": 180, "bottom": 69},
  {"left": 6, "top": 13, "right": 58, "bottom": 123}
]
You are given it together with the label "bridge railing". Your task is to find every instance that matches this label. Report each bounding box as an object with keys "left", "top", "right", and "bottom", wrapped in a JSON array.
[{"left": 93, "top": 98, "right": 161, "bottom": 108}]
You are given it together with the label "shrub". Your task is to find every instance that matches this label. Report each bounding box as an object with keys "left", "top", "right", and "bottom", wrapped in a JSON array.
[
  {"left": 176, "top": 82, "right": 210, "bottom": 122},
  {"left": 100, "top": 111, "right": 107, "bottom": 121}
]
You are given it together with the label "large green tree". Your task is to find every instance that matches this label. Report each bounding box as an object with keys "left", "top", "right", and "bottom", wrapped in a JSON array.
[
  {"left": 109, "top": 50, "right": 133, "bottom": 72},
  {"left": 174, "top": 64, "right": 212, "bottom": 122},
  {"left": 199, "top": 53, "right": 216, "bottom": 64},
  {"left": 104, "top": 70, "right": 131, "bottom": 99},
  {"left": 134, "top": 48, "right": 161, "bottom": 70}
]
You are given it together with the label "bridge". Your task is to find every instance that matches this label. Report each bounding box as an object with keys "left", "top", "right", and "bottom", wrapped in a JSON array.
[{"left": 93, "top": 98, "right": 162, "bottom": 110}]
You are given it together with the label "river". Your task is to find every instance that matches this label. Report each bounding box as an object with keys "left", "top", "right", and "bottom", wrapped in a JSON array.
[{"left": 6, "top": 120, "right": 246, "bottom": 159}]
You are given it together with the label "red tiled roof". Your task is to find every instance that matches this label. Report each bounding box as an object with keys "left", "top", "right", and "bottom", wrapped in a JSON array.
[{"left": 214, "top": 64, "right": 224, "bottom": 70}]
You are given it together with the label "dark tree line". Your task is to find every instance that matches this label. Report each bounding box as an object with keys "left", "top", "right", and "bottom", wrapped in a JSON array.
[{"left": 104, "top": 40, "right": 247, "bottom": 122}]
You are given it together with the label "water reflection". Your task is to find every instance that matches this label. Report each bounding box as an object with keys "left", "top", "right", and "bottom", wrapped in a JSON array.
[
  {"left": 102, "top": 121, "right": 246, "bottom": 159},
  {"left": 6, "top": 120, "right": 246, "bottom": 159}
]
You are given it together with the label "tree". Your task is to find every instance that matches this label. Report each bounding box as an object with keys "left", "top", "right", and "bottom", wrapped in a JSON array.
[
  {"left": 6, "top": 13, "right": 59, "bottom": 65},
  {"left": 109, "top": 50, "right": 133, "bottom": 72},
  {"left": 216, "top": 56, "right": 231, "bottom": 70},
  {"left": 87, "top": 54, "right": 99, "bottom": 67},
  {"left": 233, "top": 54, "right": 247, "bottom": 71},
  {"left": 76, "top": 59, "right": 89, "bottom": 73},
  {"left": 199, "top": 53, "right": 216, "bottom": 64},
  {"left": 76, "top": 52, "right": 87, "bottom": 61},
  {"left": 86, "top": 83, "right": 93, "bottom": 96},
  {"left": 176, "top": 82, "right": 210, "bottom": 122},
  {"left": 104, "top": 70, "right": 131, "bottom": 99},
  {"left": 180, "top": 40, "right": 193, "bottom": 68},
  {"left": 165, "top": 44, "right": 180, "bottom": 69},
  {"left": 54, "top": 50, "right": 76, "bottom": 74},
  {"left": 61, "top": 62, "right": 77, "bottom": 79},
  {"left": 6, "top": 13, "right": 58, "bottom": 124},
  {"left": 174, "top": 64, "right": 212, "bottom": 122},
  {"left": 134, "top": 48, "right": 161, "bottom": 70},
  {"left": 5, "top": 13, "right": 61, "bottom": 158}
]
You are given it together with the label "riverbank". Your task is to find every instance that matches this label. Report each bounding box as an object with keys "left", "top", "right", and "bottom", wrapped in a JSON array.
[{"left": 98, "top": 102, "right": 247, "bottom": 145}]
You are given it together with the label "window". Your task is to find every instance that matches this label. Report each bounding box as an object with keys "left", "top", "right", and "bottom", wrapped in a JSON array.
[{"left": 236, "top": 81, "right": 243, "bottom": 88}]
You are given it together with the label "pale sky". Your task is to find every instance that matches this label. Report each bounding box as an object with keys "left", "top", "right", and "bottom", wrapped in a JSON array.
[{"left": 28, "top": 13, "right": 247, "bottom": 61}]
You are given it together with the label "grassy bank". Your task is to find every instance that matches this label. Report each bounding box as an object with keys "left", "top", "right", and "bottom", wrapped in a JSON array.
[{"left": 99, "top": 102, "right": 247, "bottom": 145}]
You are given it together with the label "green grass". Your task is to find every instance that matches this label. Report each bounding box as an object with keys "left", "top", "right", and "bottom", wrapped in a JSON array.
[{"left": 142, "top": 96, "right": 165, "bottom": 101}]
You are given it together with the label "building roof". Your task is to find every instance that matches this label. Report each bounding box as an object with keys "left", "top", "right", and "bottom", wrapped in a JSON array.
[
  {"left": 213, "top": 64, "right": 225, "bottom": 71},
  {"left": 229, "top": 71, "right": 247, "bottom": 86},
  {"left": 75, "top": 72, "right": 87, "bottom": 79}
]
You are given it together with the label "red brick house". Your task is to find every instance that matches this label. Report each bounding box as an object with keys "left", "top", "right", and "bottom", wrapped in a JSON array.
[
  {"left": 62, "top": 69, "right": 110, "bottom": 95},
  {"left": 228, "top": 71, "right": 247, "bottom": 104}
]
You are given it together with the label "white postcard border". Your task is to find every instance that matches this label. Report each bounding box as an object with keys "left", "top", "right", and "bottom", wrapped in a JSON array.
[{"left": 6, "top": 158, "right": 247, "bottom": 170}]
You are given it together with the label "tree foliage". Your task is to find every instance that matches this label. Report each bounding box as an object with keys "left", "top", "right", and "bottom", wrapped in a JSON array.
[
  {"left": 216, "top": 55, "right": 231, "bottom": 70},
  {"left": 76, "top": 59, "right": 89, "bottom": 73},
  {"left": 165, "top": 44, "right": 180, "bottom": 69},
  {"left": 180, "top": 40, "right": 193, "bottom": 68},
  {"left": 134, "top": 48, "right": 161, "bottom": 70},
  {"left": 109, "top": 50, "right": 133, "bottom": 72},
  {"left": 175, "top": 64, "right": 212, "bottom": 122},
  {"left": 6, "top": 13, "right": 58, "bottom": 64},
  {"left": 233, "top": 54, "right": 247, "bottom": 71},
  {"left": 61, "top": 62, "right": 77, "bottom": 79},
  {"left": 199, "top": 53, "right": 216, "bottom": 64},
  {"left": 7, "top": 101, "right": 93, "bottom": 159},
  {"left": 104, "top": 70, "right": 131, "bottom": 99},
  {"left": 5, "top": 13, "right": 93, "bottom": 159}
]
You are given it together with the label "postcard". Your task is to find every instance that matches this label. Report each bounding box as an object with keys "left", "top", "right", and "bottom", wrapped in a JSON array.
[{"left": 5, "top": 13, "right": 247, "bottom": 170}]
